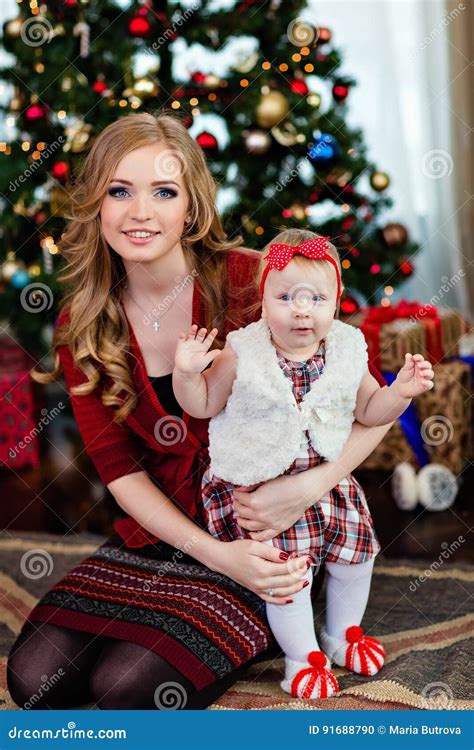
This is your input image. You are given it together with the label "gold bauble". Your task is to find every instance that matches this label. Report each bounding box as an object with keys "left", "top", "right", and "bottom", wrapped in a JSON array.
[
  {"left": 243, "top": 129, "right": 271, "bottom": 154},
  {"left": 271, "top": 121, "right": 299, "bottom": 146},
  {"left": 256, "top": 91, "right": 289, "bottom": 128},
  {"left": 63, "top": 120, "right": 93, "bottom": 153},
  {"left": 290, "top": 204, "right": 306, "bottom": 221},
  {"left": 370, "top": 171, "right": 390, "bottom": 191},
  {"left": 204, "top": 74, "right": 221, "bottom": 89},
  {"left": 133, "top": 77, "right": 159, "bottom": 98},
  {"left": 5, "top": 18, "right": 22, "bottom": 37},
  {"left": 307, "top": 93, "right": 321, "bottom": 109},
  {"left": 233, "top": 51, "right": 259, "bottom": 74}
]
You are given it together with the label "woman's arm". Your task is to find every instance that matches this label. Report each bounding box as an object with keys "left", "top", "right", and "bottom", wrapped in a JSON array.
[
  {"left": 233, "top": 419, "right": 395, "bottom": 542},
  {"left": 108, "top": 470, "right": 311, "bottom": 605},
  {"left": 108, "top": 470, "right": 222, "bottom": 567}
]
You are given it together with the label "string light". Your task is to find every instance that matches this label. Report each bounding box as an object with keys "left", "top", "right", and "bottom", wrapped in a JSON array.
[
  {"left": 342, "top": 259, "right": 351, "bottom": 269},
  {"left": 279, "top": 63, "right": 288, "bottom": 72},
  {"left": 171, "top": 101, "right": 180, "bottom": 109}
]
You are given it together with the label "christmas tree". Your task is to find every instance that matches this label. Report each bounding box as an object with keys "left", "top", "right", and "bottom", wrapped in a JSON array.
[{"left": 0, "top": 0, "right": 419, "bottom": 355}]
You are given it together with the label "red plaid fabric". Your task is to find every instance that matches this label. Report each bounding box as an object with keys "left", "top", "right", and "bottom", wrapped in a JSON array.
[{"left": 202, "top": 342, "right": 380, "bottom": 568}]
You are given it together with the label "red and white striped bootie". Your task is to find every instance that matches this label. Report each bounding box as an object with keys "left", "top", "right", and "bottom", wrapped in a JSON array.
[
  {"left": 320, "top": 625, "right": 385, "bottom": 676},
  {"left": 281, "top": 650, "right": 340, "bottom": 699}
]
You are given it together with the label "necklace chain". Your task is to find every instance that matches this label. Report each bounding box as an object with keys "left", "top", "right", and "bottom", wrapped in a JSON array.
[{"left": 123, "top": 283, "right": 179, "bottom": 333}]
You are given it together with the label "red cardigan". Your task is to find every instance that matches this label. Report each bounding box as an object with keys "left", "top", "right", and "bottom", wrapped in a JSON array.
[{"left": 55, "top": 249, "right": 385, "bottom": 549}]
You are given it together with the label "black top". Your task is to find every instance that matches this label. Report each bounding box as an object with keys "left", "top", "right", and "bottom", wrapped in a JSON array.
[{"left": 148, "top": 373, "right": 183, "bottom": 418}]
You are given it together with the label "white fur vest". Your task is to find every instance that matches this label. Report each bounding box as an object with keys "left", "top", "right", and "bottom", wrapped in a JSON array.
[{"left": 208, "top": 318, "right": 368, "bottom": 485}]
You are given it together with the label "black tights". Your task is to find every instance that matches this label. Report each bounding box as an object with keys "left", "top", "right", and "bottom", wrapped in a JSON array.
[{"left": 7, "top": 621, "right": 266, "bottom": 710}]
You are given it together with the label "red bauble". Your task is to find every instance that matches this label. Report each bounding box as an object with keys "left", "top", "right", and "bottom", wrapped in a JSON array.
[
  {"left": 316, "top": 26, "right": 332, "bottom": 44},
  {"left": 191, "top": 72, "right": 206, "bottom": 84},
  {"left": 128, "top": 15, "right": 151, "bottom": 37},
  {"left": 93, "top": 80, "right": 108, "bottom": 94},
  {"left": 196, "top": 132, "right": 218, "bottom": 151},
  {"left": 25, "top": 103, "right": 46, "bottom": 122},
  {"left": 341, "top": 216, "right": 355, "bottom": 230},
  {"left": 340, "top": 294, "right": 359, "bottom": 315},
  {"left": 332, "top": 81, "right": 349, "bottom": 102},
  {"left": 34, "top": 212, "right": 47, "bottom": 225},
  {"left": 400, "top": 259, "right": 414, "bottom": 276},
  {"left": 51, "top": 161, "right": 69, "bottom": 182},
  {"left": 290, "top": 79, "right": 308, "bottom": 95}
]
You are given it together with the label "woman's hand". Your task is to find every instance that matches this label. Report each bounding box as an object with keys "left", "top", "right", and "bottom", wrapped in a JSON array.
[
  {"left": 174, "top": 324, "right": 221, "bottom": 376},
  {"left": 211, "top": 538, "right": 311, "bottom": 605},
  {"left": 233, "top": 473, "right": 312, "bottom": 542}
]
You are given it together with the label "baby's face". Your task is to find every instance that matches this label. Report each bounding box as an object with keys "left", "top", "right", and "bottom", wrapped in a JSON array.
[{"left": 261, "top": 259, "right": 338, "bottom": 355}]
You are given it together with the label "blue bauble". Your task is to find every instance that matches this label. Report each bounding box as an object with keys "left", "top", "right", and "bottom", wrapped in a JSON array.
[
  {"left": 11, "top": 270, "right": 31, "bottom": 289},
  {"left": 308, "top": 134, "right": 340, "bottom": 165}
]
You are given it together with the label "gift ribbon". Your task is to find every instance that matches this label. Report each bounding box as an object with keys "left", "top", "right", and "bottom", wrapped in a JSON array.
[{"left": 361, "top": 300, "right": 443, "bottom": 371}]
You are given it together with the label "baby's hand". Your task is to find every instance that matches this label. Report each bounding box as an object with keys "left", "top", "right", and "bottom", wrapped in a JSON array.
[
  {"left": 393, "top": 353, "right": 434, "bottom": 399},
  {"left": 174, "top": 324, "right": 221, "bottom": 376}
]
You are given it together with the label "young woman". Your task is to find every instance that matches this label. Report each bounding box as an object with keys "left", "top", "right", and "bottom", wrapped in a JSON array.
[{"left": 7, "top": 113, "right": 393, "bottom": 710}]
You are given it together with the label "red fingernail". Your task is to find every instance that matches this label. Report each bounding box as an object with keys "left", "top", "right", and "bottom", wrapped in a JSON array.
[
  {"left": 286, "top": 599, "right": 294, "bottom": 604},
  {"left": 303, "top": 580, "right": 309, "bottom": 588},
  {"left": 280, "top": 552, "right": 289, "bottom": 560}
]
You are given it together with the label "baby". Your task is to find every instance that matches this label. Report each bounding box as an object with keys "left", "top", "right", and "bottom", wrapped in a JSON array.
[{"left": 172, "top": 229, "right": 434, "bottom": 699}]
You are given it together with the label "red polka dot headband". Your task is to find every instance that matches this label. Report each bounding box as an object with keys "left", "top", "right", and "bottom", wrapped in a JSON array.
[{"left": 259, "top": 236, "right": 342, "bottom": 300}]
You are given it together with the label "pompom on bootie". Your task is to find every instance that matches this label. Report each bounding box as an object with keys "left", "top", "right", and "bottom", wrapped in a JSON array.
[
  {"left": 320, "top": 625, "right": 385, "bottom": 676},
  {"left": 281, "top": 650, "right": 340, "bottom": 699}
]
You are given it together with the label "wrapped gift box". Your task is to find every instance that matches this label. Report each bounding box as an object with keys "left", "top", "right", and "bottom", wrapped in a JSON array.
[
  {"left": 361, "top": 360, "right": 472, "bottom": 474},
  {"left": 343, "top": 301, "right": 468, "bottom": 372},
  {"left": 0, "top": 370, "right": 40, "bottom": 470}
]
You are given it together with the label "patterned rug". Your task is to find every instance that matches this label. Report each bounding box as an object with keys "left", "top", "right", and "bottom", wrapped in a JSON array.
[{"left": 0, "top": 532, "right": 472, "bottom": 710}]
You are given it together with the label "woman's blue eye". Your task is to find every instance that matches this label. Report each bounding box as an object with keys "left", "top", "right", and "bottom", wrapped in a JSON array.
[
  {"left": 107, "top": 187, "right": 177, "bottom": 199},
  {"left": 108, "top": 187, "right": 129, "bottom": 198},
  {"left": 156, "top": 188, "right": 177, "bottom": 199}
]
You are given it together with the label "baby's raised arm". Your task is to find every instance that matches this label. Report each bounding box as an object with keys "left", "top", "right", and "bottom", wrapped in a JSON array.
[
  {"left": 172, "top": 324, "right": 237, "bottom": 419},
  {"left": 354, "top": 353, "right": 434, "bottom": 427}
]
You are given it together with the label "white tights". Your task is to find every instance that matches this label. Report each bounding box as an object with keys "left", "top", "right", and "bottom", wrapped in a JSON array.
[{"left": 265, "top": 551, "right": 375, "bottom": 663}]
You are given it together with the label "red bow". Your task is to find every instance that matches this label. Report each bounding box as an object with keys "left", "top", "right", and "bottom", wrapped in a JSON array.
[{"left": 259, "top": 237, "right": 342, "bottom": 300}]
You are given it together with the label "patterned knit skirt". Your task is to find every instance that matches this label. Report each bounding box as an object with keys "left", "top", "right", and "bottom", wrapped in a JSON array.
[{"left": 23, "top": 533, "right": 278, "bottom": 691}]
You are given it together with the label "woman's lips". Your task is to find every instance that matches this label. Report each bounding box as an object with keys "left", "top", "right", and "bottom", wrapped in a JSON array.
[{"left": 121, "top": 230, "right": 160, "bottom": 245}]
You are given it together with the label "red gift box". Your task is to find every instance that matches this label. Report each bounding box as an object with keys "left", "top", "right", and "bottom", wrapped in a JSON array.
[{"left": 0, "top": 370, "right": 40, "bottom": 470}]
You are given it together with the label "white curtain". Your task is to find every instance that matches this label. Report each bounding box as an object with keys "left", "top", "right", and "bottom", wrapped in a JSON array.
[{"left": 306, "top": 0, "right": 469, "bottom": 314}]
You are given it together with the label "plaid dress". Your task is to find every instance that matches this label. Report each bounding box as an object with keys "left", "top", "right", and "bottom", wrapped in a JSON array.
[{"left": 202, "top": 343, "right": 381, "bottom": 569}]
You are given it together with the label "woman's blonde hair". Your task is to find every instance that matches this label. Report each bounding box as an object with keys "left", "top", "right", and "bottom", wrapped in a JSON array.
[
  {"left": 31, "top": 112, "right": 245, "bottom": 422},
  {"left": 247, "top": 227, "right": 344, "bottom": 319}
]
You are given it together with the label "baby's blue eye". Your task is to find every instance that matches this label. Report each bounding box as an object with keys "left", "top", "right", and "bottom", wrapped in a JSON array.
[{"left": 280, "top": 293, "right": 291, "bottom": 301}]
